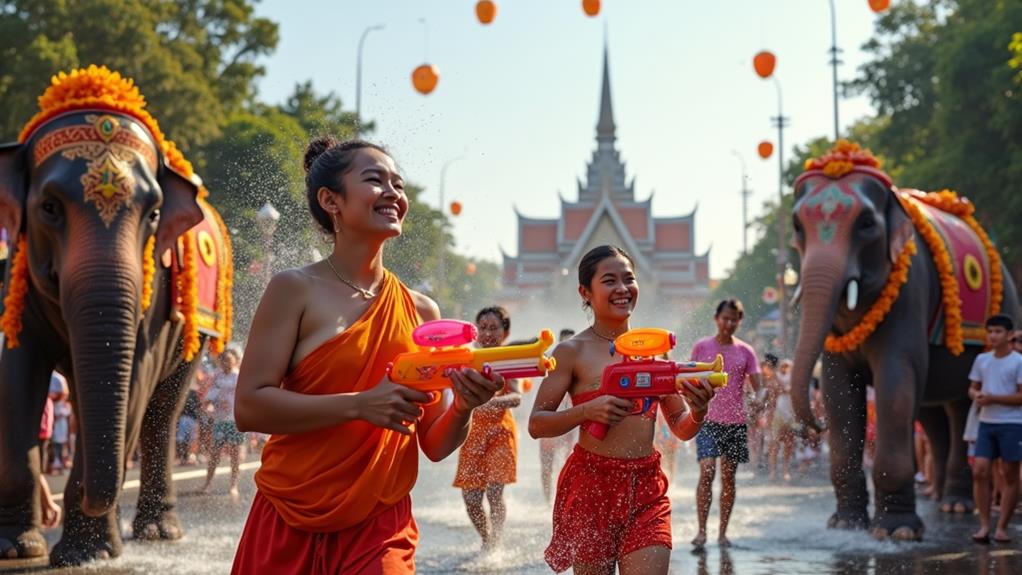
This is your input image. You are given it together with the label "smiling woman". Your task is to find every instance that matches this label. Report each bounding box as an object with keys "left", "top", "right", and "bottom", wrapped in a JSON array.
[{"left": 230, "top": 136, "right": 504, "bottom": 574}]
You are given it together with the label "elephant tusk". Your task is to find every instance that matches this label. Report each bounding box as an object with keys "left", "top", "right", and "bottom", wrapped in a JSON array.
[
  {"left": 790, "top": 283, "right": 802, "bottom": 306},
  {"left": 846, "top": 279, "right": 859, "bottom": 311}
]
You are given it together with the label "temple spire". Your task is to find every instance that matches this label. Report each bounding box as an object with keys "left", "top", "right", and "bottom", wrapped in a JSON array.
[{"left": 596, "top": 40, "right": 616, "bottom": 148}]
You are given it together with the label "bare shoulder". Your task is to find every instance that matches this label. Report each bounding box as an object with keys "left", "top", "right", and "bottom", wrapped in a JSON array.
[
  {"left": 407, "top": 288, "right": 441, "bottom": 322},
  {"left": 263, "top": 268, "right": 312, "bottom": 306},
  {"left": 551, "top": 337, "right": 582, "bottom": 365}
]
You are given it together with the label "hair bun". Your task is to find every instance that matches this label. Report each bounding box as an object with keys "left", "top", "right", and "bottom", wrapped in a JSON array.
[{"left": 303, "top": 135, "right": 340, "bottom": 173}]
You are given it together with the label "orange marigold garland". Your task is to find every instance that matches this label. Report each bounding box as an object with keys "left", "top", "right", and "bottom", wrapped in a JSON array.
[
  {"left": 898, "top": 194, "right": 964, "bottom": 355},
  {"left": 804, "top": 139, "right": 882, "bottom": 178},
  {"left": 18, "top": 66, "right": 196, "bottom": 183},
  {"left": 180, "top": 231, "right": 201, "bottom": 361},
  {"left": 1, "top": 239, "right": 30, "bottom": 349},
  {"left": 141, "top": 236, "right": 156, "bottom": 312},
  {"left": 824, "top": 239, "right": 917, "bottom": 353},
  {"left": 904, "top": 189, "right": 1004, "bottom": 346},
  {"left": 205, "top": 200, "right": 234, "bottom": 355}
]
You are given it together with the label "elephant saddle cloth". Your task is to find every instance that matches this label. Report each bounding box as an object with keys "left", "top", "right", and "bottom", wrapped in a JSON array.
[
  {"left": 904, "top": 196, "right": 994, "bottom": 347},
  {"left": 170, "top": 199, "right": 230, "bottom": 340}
]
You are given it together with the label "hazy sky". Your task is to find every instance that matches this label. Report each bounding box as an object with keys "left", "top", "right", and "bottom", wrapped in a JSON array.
[{"left": 255, "top": 0, "right": 883, "bottom": 278}]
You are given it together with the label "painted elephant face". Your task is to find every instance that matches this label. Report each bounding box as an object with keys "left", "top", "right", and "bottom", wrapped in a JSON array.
[
  {"left": 792, "top": 170, "right": 913, "bottom": 305},
  {"left": 787, "top": 167, "right": 914, "bottom": 432},
  {"left": 0, "top": 110, "right": 202, "bottom": 517},
  {"left": 0, "top": 111, "right": 201, "bottom": 304}
]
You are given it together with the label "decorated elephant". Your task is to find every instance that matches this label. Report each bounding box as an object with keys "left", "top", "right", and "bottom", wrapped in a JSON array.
[
  {"left": 789, "top": 141, "right": 1019, "bottom": 540},
  {"left": 0, "top": 66, "right": 233, "bottom": 566}
]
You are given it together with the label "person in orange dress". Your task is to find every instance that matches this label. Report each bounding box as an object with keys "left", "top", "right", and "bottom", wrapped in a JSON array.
[
  {"left": 453, "top": 306, "right": 522, "bottom": 551},
  {"left": 230, "top": 137, "right": 503, "bottom": 575},
  {"left": 529, "top": 245, "right": 718, "bottom": 574}
]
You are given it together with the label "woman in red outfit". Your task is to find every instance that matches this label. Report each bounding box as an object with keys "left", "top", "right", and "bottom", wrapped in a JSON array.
[{"left": 529, "top": 245, "right": 717, "bottom": 574}]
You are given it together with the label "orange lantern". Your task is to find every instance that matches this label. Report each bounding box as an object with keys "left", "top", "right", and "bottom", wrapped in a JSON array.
[
  {"left": 582, "top": 0, "right": 600, "bottom": 17},
  {"left": 758, "top": 141, "right": 774, "bottom": 159},
  {"left": 412, "top": 64, "right": 439, "bottom": 95},
  {"left": 868, "top": 0, "right": 890, "bottom": 13},
  {"left": 476, "top": 0, "right": 497, "bottom": 24},
  {"left": 753, "top": 51, "right": 776, "bottom": 79},
  {"left": 466, "top": 262, "right": 477, "bottom": 276},
  {"left": 450, "top": 200, "right": 463, "bottom": 216}
]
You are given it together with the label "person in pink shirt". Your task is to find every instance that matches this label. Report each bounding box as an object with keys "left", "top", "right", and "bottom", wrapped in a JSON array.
[{"left": 690, "top": 299, "right": 762, "bottom": 549}]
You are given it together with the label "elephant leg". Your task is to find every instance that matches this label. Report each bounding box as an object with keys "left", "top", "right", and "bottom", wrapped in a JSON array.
[
  {"left": 821, "top": 358, "right": 870, "bottom": 530},
  {"left": 940, "top": 398, "right": 973, "bottom": 513},
  {"left": 917, "top": 405, "right": 948, "bottom": 500},
  {"left": 133, "top": 353, "right": 201, "bottom": 541},
  {"left": 870, "top": 359, "right": 924, "bottom": 541},
  {"left": 49, "top": 430, "right": 123, "bottom": 566},
  {"left": 0, "top": 320, "right": 57, "bottom": 563}
]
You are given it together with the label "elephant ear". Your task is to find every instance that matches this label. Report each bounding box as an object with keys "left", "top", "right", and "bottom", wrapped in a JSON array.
[
  {"left": 0, "top": 142, "right": 25, "bottom": 238},
  {"left": 886, "top": 190, "right": 914, "bottom": 265},
  {"left": 156, "top": 167, "right": 203, "bottom": 256}
]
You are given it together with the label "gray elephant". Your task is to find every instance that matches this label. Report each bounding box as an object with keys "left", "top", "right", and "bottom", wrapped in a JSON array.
[
  {"left": 788, "top": 143, "right": 1019, "bottom": 540},
  {"left": 0, "top": 68, "right": 232, "bottom": 566}
]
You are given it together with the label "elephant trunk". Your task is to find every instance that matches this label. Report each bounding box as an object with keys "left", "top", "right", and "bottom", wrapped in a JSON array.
[
  {"left": 791, "top": 253, "right": 846, "bottom": 433},
  {"left": 64, "top": 261, "right": 140, "bottom": 517}
]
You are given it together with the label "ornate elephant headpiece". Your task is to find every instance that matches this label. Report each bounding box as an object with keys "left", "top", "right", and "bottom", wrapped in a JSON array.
[
  {"left": 792, "top": 139, "right": 891, "bottom": 191},
  {"left": 0, "top": 66, "right": 231, "bottom": 359}
]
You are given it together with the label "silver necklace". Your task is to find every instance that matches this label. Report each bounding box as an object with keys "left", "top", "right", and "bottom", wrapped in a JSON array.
[{"left": 324, "top": 258, "right": 377, "bottom": 300}]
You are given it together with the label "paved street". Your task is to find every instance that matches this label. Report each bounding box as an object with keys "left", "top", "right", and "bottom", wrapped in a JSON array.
[{"left": 5, "top": 428, "right": 1014, "bottom": 574}]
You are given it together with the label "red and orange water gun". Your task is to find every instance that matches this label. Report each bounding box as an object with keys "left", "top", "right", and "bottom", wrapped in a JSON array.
[
  {"left": 583, "top": 328, "right": 728, "bottom": 440},
  {"left": 388, "top": 319, "right": 556, "bottom": 403}
]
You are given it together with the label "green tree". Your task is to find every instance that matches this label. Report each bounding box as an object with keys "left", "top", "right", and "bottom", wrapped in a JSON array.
[
  {"left": 850, "top": 0, "right": 1022, "bottom": 280},
  {"left": 0, "top": 0, "right": 278, "bottom": 151}
]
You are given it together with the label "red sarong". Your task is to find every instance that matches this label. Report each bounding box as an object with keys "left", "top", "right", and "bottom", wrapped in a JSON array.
[
  {"left": 231, "top": 492, "right": 418, "bottom": 575},
  {"left": 545, "top": 445, "right": 672, "bottom": 572}
]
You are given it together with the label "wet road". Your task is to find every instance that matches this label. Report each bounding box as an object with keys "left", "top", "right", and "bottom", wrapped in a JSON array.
[{"left": 17, "top": 429, "right": 1022, "bottom": 574}]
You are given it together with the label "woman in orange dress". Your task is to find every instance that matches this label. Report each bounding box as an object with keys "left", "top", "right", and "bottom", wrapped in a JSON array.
[
  {"left": 231, "top": 137, "right": 503, "bottom": 574},
  {"left": 453, "top": 306, "right": 522, "bottom": 551}
]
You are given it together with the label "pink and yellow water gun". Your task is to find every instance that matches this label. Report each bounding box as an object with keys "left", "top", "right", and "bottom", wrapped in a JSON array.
[
  {"left": 584, "top": 328, "right": 728, "bottom": 440},
  {"left": 388, "top": 319, "right": 557, "bottom": 403}
]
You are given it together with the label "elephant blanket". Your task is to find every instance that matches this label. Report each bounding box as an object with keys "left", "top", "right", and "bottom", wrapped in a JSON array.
[
  {"left": 898, "top": 190, "right": 1001, "bottom": 348},
  {"left": 171, "top": 199, "right": 232, "bottom": 341}
]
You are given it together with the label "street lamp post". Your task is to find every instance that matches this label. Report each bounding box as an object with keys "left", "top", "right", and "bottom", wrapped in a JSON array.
[
  {"left": 827, "top": 0, "right": 841, "bottom": 141},
  {"left": 355, "top": 24, "right": 385, "bottom": 136},
  {"left": 256, "top": 202, "right": 280, "bottom": 288},
  {"left": 436, "top": 155, "right": 465, "bottom": 293},
  {"left": 730, "top": 150, "right": 752, "bottom": 256},
  {"left": 758, "top": 68, "right": 792, "bottom": 357}
]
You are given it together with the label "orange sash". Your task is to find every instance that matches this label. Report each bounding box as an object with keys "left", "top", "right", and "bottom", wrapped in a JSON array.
[{"left": 254, "top": 270, "right": 421, "bottom": 532}]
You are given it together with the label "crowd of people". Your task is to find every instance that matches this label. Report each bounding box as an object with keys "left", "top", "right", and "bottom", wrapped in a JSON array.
[{"left": 29, "top": 135, "right": 1020, "bottom": 573}]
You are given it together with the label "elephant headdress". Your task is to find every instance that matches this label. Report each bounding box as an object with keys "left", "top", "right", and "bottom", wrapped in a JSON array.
[{"left": 0, "top": 65, "right": 232, "bottom": 358}]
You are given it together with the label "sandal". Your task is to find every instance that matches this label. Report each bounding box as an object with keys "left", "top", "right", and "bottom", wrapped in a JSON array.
[{"left": 971, "top": 533, "right": 991, "bottom": 544}]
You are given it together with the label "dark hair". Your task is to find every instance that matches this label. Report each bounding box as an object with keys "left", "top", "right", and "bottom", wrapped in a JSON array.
[
  {"left": 476, "top": 306, "right": 511, "bottom": 332},
  {"left": 715, "top": 298, "right": 745, "bottom": 319},
  {"left": 303, "top": 136, "right": 389, "bottom": 235},
  {"left": 764, "top": 352, "right": 779, "bottom": 367},
  {"left": 985, "top": 314, "right": 1015, "bottom": 331},
  {"left": 578, "top": 244, "right": 634, "bottom": 291},
  {"left": 559, "top": 328, "right": 576, "bottom": 339}
]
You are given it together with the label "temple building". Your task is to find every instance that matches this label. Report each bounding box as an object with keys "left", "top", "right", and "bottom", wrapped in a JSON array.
[{"left": 499, "top": 47, "right": 711, "bottom": 330}]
